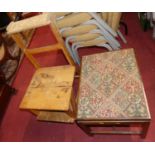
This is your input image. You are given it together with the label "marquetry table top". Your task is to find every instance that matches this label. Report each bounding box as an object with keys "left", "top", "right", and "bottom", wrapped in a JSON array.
[
  {"left": 77, "top": 48, "right": 151, "bottom": 120},
  {"left": 20, "top": 65, "right": 75, "bottom": 111}
]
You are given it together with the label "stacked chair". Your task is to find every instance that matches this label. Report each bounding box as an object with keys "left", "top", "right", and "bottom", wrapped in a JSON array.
[
  {"left": 101, "top": 12, "right": 127, "bottom": 43},
  {"left": 8, "top": 12, "right": 126, "bottom": 66},
  {"left": 49, "top": 12, "right": 126, "bottom": 65}
]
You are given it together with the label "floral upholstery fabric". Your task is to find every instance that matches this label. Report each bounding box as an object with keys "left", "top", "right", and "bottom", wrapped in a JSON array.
[{"left": 77, "top": 48, "right": 151, "bottom": 120}]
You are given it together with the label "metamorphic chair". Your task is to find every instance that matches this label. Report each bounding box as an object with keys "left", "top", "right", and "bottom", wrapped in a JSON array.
[{"left": 7, "top": 13, "right": 77, "bottom": 123}]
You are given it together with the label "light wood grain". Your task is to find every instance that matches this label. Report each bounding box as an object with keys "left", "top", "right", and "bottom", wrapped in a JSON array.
[
  {"left": 7, "top": 13, "right": 75, "bottom": 68},
  {"left": 26, "top": 44, "right": 60, "bottom": 54},
  {"left": 20, "top": 65, "right": 75, "bottom": 111},
  {"left": 50, "top": 14, "right": 75, "bottom": 65},
  {"left": 37, "top": 110, "right": 75, "bottom": 123}
]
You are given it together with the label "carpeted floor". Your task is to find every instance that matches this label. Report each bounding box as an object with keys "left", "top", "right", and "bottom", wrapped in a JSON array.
[{"left": 0, "top": 12, "right": 155, "bottom": 142}]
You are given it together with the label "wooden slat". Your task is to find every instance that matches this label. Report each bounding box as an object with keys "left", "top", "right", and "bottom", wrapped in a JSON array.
[
  {"left": 11, "top": 33, "right": 26, "bottom": 49},
  {"left": 26, "top": 43, "right": 61, "bottom": 54},
  {"left": 50, "top": 14, "right": 75, "bottom": 66},
  {"left": 37, "top": 110, "right": 75, "bottom": 123},
  {"left": 22, "top": 29, "right": 35, "bottom": 45}
]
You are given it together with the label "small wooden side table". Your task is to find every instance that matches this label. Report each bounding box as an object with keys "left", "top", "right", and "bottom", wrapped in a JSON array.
[
  {"left": 77, "top": 48, "right": 151, "bottom": 137},
  {"left": 20, "top": 65, "right": 77, "bottom": 123}
]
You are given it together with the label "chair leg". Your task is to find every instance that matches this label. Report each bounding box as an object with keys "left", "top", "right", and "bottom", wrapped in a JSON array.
[
  {"left": 89, "top": 12, "right": 117, "bottom": 37},
  {"left": 71, "top": 43, "right": 81, "bottom": 65},
  {"left": 98, "top": 43, "right": 113, "bottom": 51},
  {"left": 85, "top": 20, "right": 121, "bottom": 48},
  {"left": 65, "top": 36, "right": 78, "bottom": 63},
  {"left": 117, "top": 30, "right": 127, "bottom": 44},
  {"left": 72, "top": 42, "right": 112, "bottom": 66},
  {"left": 84, "top": 20, "right": 120, "bottom": 49},
  {"left": 11, "top": 33, "right": 41, "bottom": 69},
  {"left": 61, "top": 45, "right": 76, "bottom": 66}
]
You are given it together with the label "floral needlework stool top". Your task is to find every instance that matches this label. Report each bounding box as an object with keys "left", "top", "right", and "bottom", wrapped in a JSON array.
[{"left": 77, "top": 48, "right": 151, "bottom": 120}]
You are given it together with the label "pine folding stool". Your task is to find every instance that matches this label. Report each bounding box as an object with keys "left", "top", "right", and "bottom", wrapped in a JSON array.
[
  {"left": 20, "top": 65, "right": 77, "bottom": 123},
  {"left": 77, "top": 48, "right": 151, "bottom": 137},
  {"left": 6, "top": 13, "right": 75, "bottom": 69}
]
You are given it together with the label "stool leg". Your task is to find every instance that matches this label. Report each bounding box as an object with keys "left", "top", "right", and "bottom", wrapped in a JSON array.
[
  {"left": 77, "top": 122, "right": 93, "bottom": 136},
  {"left": 71, "top": 90, "right": 77, "bottom": 116},
  {"left": 141, "top": 122, "right": 150, "bottom": 139},
  {"left": 66, "top": 104, "right": 76, "bottom": 120},
  {"left": 61, "top": 46, "right": 76, "bottom": 66}
]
